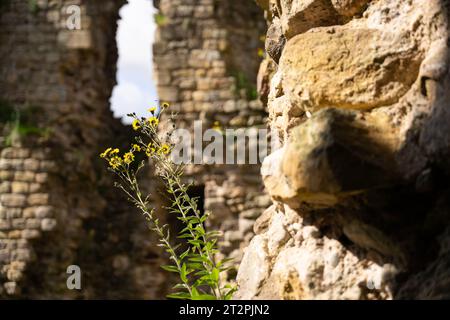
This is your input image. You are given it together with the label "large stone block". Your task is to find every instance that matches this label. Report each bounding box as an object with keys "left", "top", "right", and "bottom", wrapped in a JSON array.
[
  {"left": 279, "top": 28, "right": 422, "bottom": 112},
  {"left": 279, "top": 0, "right": 339, "bottom": 38},
  {"left": 331, "top": 0, "right": 369, "bottom": 16},
  {"left": 263, "top": 108, "right": 401, "bottom": 207},
  {"left": 0, "top": 194, "right": 27, "bottom": 208}
]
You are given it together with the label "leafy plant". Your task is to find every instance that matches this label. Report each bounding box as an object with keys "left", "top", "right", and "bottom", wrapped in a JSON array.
[
  {"left": 231, "top": 70, "right": 258, "bottom": 100},
  {"left": 154, "top": 13, "right": 167, "bottom": 26},
  {"left": 0, "top": 100, "right": 51, "bottom": 146},
  {"left": 28, "top": 0, "right": 39, "bottom": 14},
  {"left": 100, "top": 104, "right": 236, "bottom": 300}
]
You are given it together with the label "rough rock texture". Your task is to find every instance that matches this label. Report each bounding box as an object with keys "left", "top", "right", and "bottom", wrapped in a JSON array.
[{"left": 236, "top": 0, "right": 450, "bottom": 299}]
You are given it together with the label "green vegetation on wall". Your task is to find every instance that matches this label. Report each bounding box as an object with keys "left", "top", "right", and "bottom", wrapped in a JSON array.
[
  {"left": 230, "top": 70, "right": 258, "bottom": 101},
  {"left": 28, "top": 0, "right": 39, "bottom": 14},
  {"left": 154, "top": 13, "right": 167, "bottom": 26},
  {"left": 0, "top": 99, "right": 51, "bottom": 147}
]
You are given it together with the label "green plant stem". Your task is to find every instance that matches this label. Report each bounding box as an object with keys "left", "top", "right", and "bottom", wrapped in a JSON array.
[
  {"left": 166, "top": 172, "right": 223, "bottom": 299},
  {"left": 117, "top": 170, "right": 193, "bottom": 296},
  {"left": 146, "top": 123, "right": 224, "bottom": 298}
]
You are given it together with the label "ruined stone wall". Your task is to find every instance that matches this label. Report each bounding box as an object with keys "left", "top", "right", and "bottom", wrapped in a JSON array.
[
  {"left": 0, "top": 0, "right": 269, "bottom": 298},
  {"left": 152, "top": 0, "right": 269, "bottom": 274},
  {"left": 236, "top": 0, "right": 450, "bottom": 299},
  {"left": 0, "top": 0, "right": 169, "bottom": 298}
]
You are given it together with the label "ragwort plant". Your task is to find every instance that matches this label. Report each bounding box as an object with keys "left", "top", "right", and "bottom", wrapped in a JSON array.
[{"left": 100, "top": 103, "right": 236, "bottom": 300}]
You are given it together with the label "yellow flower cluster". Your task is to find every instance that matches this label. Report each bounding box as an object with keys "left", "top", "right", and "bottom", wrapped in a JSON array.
[
  {"left": 100, "top": 147, "right": 128, "bottom": 169},
  {"left": 109, "top": 156, "right": 123, "bottom": 170},
  {"left": 132, "top": 119, "right": 141, "bottom": 131},
  {"left": 123, "top": 152, "right": 135, "bottom": 165},
  {"left": 100, "top": 148, "right": 119, "bottom": 159},
  {"left": 132, "top": 144, "right": 141, "bottom": 152},
  {"left": 100, "top": 147, "right": 112, "bottom": 158},
  {"left": 160, "top": 144, "right": 171, "bottom": 155},
  {"left": 132, "top": 103, "right": 169, "bottom": 132},
  {"left": 147, "top": 116, "right": 159, "bottom": 127},
  {"left": 101, "top": 102, "right": 172, "bottom": 169},
  {"left": 146, "top": 142, "right": 156, "bottom": 157}
]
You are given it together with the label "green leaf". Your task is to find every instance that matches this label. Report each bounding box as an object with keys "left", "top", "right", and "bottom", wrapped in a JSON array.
[
  {"left": 172, "top": 283, "right": 188, "bottom": 290},
  {"left": 195, "top": 225, "right": 206, "bottom": 236},
  {"left": 180, "top": 248, "right": 190, "bottom": 260},
  {"left": 167, "top": 292, "right": 191, "bottom": 300},
  {"left": 187, "top": 256, "right": 203, "bottom": 263},
  {"left": 224, "top": 288, "right": 236, "bottom": 300},
  {"left": 188, "top": 239, "right": 201, "bottom": 247},
  {"left": 161, "top": 265, "right": 179, "bottom": 273},
  {"left": 178, "top": 233, "right": 193, "bottom": 239},
  {"left": 188, "top": 263, "right": 204, "bottom": 271},
  {"left": 191, "top": 294, "right": 217, "bottom": 300},
  {"left": 191, "top": 286, "right": 200, "bottom": 299},
  {"left": 180, "top": 263, "right": 188, "bottom": 283},
  {"left": 211, "top": 268, "right": 220, "bottom": 283}
]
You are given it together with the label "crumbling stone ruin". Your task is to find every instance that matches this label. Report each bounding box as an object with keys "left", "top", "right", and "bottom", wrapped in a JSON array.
[
  {"left": 1, "top": 0, "right": 450, "bottom": 300},
  {"left": 0, "top": 0, "right": 268, "bottom": 298},
  {"left": 0, "top": 0, "right": 168, "bottom": 298}
]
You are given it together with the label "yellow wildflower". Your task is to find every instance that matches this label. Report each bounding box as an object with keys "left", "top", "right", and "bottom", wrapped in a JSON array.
[
  {"left": 100, "top": 147, "right": 112, "bottom": 158},
  {"left": 159, "top": 144, "right": 171, "bottom": 155},
  {"left": 108, "top": 156, "right": 122, "bottom": 170},
  {"left": 257, "top": 48, "right": 265, "bottom": 58},
  {"left": 148, "top": 107, "right": 157, "bottom": 113},
  {"left": 110, "top": 148, "right": 119, "bottom": 155},
  {"left": 212, "top": 121, "right": 223, "bottom": 134},
  {"left": 146, "top": 146, "right": 156, "bottom": 157},
  {"left": 161, "top": 102, "right": 170, "bottom": 109},
  {"left": 145, "top": 142, "right": 155, "bottom": 157},
  {"left": 132, "top": 119, "right": 141, "bottom": 131},
  {"left": 132, "top": 144, "right": 141, "bottom": 152},
  {"left": 147, "top": 116, "right": 159, "bottom": 127},
  {"left": 123, "top": 152, "right": 135, "bottom": 165}
]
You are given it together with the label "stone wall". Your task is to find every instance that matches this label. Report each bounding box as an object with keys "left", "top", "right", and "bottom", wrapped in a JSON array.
[
  {"left": 0, "top": 0, "right": 170, "bottom": 298},
  {"left": 0, "top": 146, "right": 56, "bottom": 295},
  {"left": 236, "top": 0, "right": 450, "bottom": 299}
]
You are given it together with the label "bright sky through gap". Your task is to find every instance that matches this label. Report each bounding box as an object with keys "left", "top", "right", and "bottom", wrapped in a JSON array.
[{"left": 110, "top": 0, "right": 158, "bottom": 124}]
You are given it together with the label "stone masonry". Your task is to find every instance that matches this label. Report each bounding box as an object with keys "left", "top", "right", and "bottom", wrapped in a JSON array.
[{"left": 0, "top": 0, "right": 170, "bottom": 298}]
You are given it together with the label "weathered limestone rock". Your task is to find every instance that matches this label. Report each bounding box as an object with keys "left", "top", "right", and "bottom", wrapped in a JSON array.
[
  {"left": 331, "top": 0, "right": 369, "bottom": 17},
  {"left": 236, "top": 204, "right": 398, "bottom": 299},
  {"left": 238, "top": 0, "right": 450, "bottom": 300},
  {"left": 265, "top": 17, "right": 286, "bottom": 63},
  {"left": 278, "top": 0, "right": 339, "bottom": 39},
  {"left": 263, "top": 108, "right": 401, "bottom": 207},
  {"left": 280, "top": 29, "right": 422, "bottom": 112}
]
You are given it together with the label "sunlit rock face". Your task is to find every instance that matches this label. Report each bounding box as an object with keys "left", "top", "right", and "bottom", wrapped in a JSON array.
[{"left": 236, "top": 0, "right": 450, "bottom": 300}]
